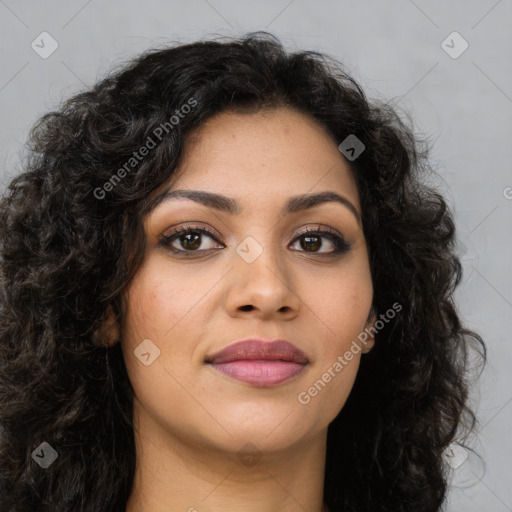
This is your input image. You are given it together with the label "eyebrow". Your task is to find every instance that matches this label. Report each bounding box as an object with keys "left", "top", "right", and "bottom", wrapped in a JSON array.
[{"left": 149, "top": 188, "right": 362, "bottom": 225}]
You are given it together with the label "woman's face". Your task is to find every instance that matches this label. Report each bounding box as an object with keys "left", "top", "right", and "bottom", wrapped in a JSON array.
[{"left": 118, "top": 106, "right": 375, "bottom": 455}]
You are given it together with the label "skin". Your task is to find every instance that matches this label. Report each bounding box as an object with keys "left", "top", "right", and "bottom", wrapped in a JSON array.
[{"left": 104, "top": 106, "right": 376, "bottom": 512}]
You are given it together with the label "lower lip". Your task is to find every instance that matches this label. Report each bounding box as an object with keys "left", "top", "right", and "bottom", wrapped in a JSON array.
[{"left": 208, "top": 360, "right": 307, "bottom": 387}]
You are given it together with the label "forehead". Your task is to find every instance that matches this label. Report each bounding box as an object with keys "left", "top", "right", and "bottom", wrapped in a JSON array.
[
  {"left": 150, "top": 107, "right": 361, "bottom": 212},
  {"left": 182, "top": 106, "right": 344, "bottom": 166}
]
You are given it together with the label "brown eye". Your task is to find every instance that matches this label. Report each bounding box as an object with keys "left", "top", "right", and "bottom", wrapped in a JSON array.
[
  {"left": 159, "top": 225, "right": 223, "bottom": 254},
  {"left": 158, "top": 224, "right": 352, "bottom": 257},
  {"left": 299, "top": 234, "right": 324, "bottom": 252},
  {"left": 290, "top": 227, "right": 352, "bottom": 255}
]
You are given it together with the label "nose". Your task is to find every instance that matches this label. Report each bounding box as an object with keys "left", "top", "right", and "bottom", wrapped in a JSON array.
[{"left": 224, "top": 239, "right": 301, "bottom": 320}]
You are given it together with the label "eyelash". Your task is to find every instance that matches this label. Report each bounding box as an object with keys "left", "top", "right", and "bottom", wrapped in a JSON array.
[{"left": 158, "top": 223, "right": 352, "bottom": 257}]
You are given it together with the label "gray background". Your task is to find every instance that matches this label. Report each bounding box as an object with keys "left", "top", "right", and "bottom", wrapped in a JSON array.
[{"left": 0, "top": 1, "right": 511, "bottom": 510}]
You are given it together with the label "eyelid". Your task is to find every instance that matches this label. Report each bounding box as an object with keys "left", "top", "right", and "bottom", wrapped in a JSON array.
[
  {"left": 158, "top": 223, "right": 222, "bottom": 250},
  {"left": 294, "top": 223, "right": 344, "bottom": 239},
  {"left": 161, "top": 222, "right": 221, "bottom": 240}
]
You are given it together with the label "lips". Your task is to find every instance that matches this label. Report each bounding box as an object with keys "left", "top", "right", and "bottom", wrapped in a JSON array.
[
  {"left": 205, "top": 338, "right": 309, "bottom": 387},
  {"left": 206, "top": 339, "right": 309, "bottom": 364}
]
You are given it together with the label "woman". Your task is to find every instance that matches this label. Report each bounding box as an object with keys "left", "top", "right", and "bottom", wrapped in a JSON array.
[{"left": 0, "top": 32, "right": 486, "bottom": 512}]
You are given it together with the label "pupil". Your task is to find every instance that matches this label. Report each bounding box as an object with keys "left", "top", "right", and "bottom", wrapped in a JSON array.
[
  {"left": 182, "top": 233, "right": 201, "bottom": 250},
  {"left": 302, "top": 235, "right": 320, "bottom": 252}
]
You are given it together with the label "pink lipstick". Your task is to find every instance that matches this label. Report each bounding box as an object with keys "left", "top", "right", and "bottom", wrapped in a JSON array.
[{"left": 205, "top": 338, "right": 309, "bottom": 387}]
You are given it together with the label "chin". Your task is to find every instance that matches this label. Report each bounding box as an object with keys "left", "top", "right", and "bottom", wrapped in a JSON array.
[{"left": 203, "top": 412, "right": 319, "bottom": 453}]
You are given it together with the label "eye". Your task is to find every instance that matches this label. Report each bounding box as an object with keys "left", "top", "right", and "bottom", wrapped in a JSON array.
[
  {"left": 158, "top": 224, "right": 352, "bottom": 257},
  {"left": 289, "top": 226, "right": 352, "bottom": 255},
  {"left": 158, "top": 224, "right": 224, "bottom": 254}
]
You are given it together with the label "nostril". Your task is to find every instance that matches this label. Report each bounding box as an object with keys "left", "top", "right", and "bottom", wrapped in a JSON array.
[{"left": 240, "top": 305, "right": 254, "bottom": 311}]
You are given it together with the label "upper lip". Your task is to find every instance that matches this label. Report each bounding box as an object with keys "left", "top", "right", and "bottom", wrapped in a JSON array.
[{"left": 205, "top": 338, "right": 309, "bottom": 364}]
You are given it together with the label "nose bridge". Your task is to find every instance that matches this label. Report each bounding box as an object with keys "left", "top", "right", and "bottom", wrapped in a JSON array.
[
  {"left": 232, "top": 209, "right": 281, "bottom": 267},
  {"left": 225, "top": 228, "right": 300, "bottom": 317},
  {"left": 236, "top": 229, "right": 286, "bottom": 290}
]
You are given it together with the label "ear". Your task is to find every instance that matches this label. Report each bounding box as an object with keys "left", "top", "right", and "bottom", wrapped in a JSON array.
[
  {"left": 362, "top": 307, "right": 377, "bottom": 354},
  {"left": 96, "top": 304, "right": 121, "bottom": 348}
]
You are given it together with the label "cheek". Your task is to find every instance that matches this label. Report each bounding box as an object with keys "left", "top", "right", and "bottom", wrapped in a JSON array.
[
  {"left": 121, "top": 257, "right": 211, "bottom": 346},
  {"left": 311, "top": 264, "right": 373, "bottom": 340},
  {"left": 297, "top": 263, "right": 372, "bottom": 414},
  {"left": 296, "top": 348, "right": 361, "bottom": 430},
  {"left": 119, "top": 256, "right": 217, "bottom": 397},
  {"left": 118, "top": 262, "right": 210, "bottom": 435}
]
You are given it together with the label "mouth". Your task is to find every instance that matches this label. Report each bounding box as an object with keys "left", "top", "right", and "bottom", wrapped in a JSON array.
[{"left": 205, "top": 338, "right": 309, "bottom": 387}]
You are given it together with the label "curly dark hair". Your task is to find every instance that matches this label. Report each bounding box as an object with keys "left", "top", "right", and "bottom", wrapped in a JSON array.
[{"left": 0, "top": 31, "right": 486, "bottom": 511}]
